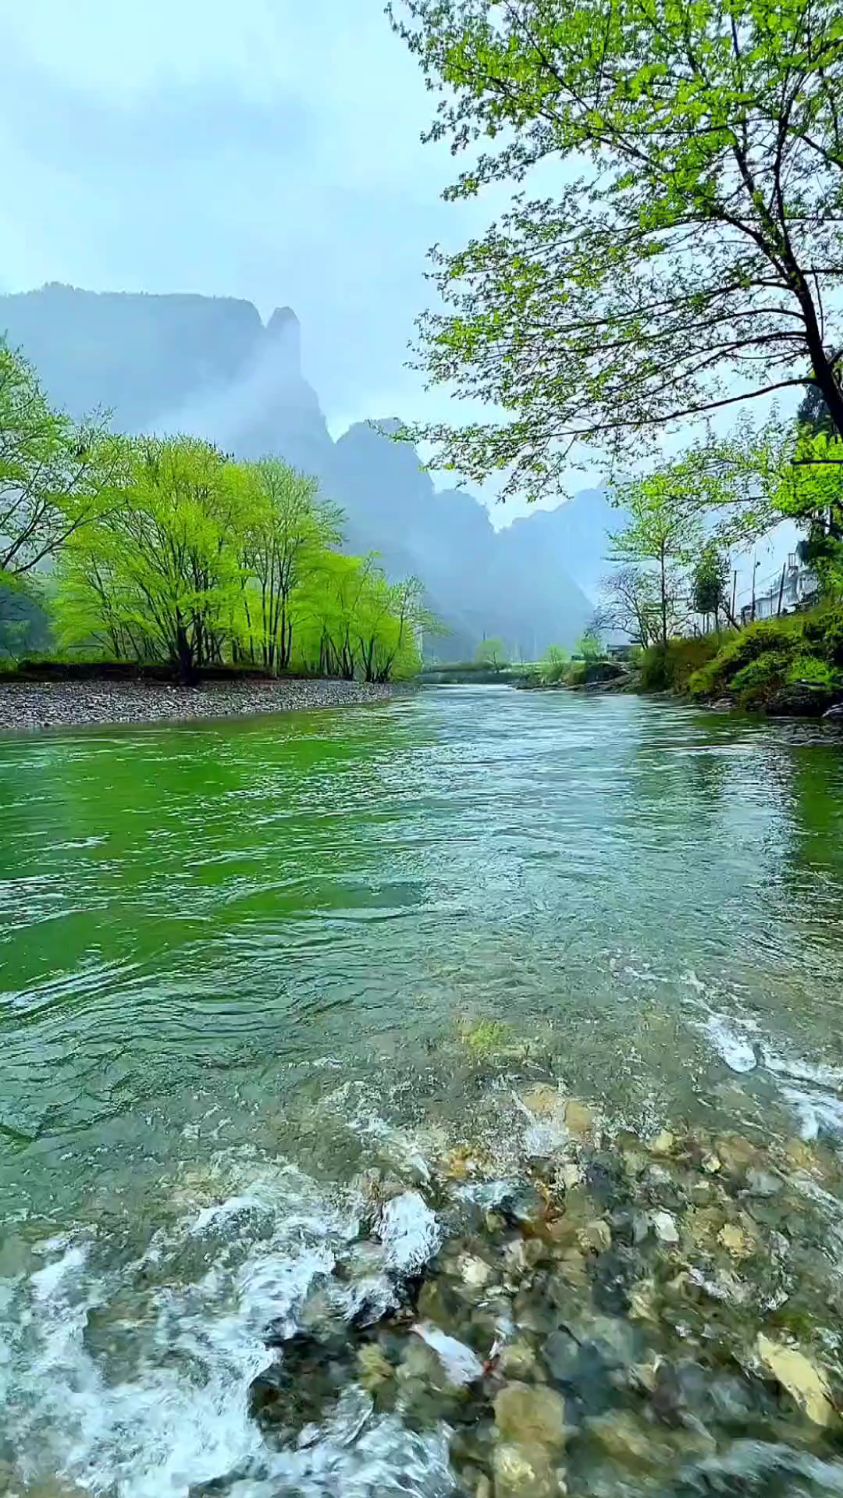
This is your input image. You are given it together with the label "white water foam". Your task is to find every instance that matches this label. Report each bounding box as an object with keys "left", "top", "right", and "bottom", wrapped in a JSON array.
[{"left": 0, "top": 1162, "right": 447, "bottom": 1498}]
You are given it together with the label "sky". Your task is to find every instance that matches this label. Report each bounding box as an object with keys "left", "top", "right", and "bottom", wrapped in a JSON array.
[
  {"left": 0, "top": 0, "right": 800, "bottom": 572},
  {"left": 0, "top": 1, "right": 504, "bottom": 457}
]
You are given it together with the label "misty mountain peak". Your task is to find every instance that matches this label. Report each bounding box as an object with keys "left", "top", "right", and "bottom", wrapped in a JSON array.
[{"left": 266, "top": 306, "right": 301, "bottom": 370}]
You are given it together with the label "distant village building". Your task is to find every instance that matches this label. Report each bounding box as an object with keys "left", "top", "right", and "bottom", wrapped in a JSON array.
[{"left": 740, "top": 553, "right": 820, "bottom": 626}]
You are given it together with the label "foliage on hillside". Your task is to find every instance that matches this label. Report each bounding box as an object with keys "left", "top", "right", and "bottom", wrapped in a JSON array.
[
  {"left": 688, "top": 609, "right": 843, "bottom": 711},
  {"left": 639, "top": 636, "right": 726, "bottom": 694},
  {"left": 0, "top": 342, "right": 434, "bottom": 684}
]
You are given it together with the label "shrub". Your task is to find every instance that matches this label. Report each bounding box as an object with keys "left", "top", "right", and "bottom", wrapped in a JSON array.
[
  {"left": 786, "top": 654, "right": 842, "bottom": 691},
  {"left": 640, "top": 634, "right": 725, "bottom": 693},
  {"left": 565, "top": 662, "right": 588, "bottom": 687},
  {"left": 802, "top": 605, "right": 843, "bottom": 666},
  {"left": 728, "top": 651, "right": 791, "bottom": 706}
]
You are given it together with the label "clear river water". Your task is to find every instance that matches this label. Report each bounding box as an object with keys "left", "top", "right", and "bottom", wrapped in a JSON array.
[{"left": 2, "top": 686, "right": 843, "bottom": 1497}]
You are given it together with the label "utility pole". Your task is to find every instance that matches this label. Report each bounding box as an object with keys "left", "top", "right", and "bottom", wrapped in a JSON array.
[{"left": 776, "top": 563, "right": 786, "bottom": 617}]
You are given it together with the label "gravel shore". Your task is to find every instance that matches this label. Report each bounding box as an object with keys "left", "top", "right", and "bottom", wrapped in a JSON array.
[{"left": 0, "top": 677, "right": 398, "bottom": 734}]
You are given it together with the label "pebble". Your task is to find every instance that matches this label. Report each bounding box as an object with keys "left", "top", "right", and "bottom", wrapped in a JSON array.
[
  {"left": 652, "top": 1210, "right": 680, "bottom": 1244},
  {"left": 0, "top": 677, "right": 398, "bottom": 733}
]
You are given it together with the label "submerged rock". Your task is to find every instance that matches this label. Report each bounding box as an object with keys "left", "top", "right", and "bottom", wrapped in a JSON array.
[
  {"left": 493, "top": 1441, "right": 565, "bottom": 1498},
  {"left": 494, "top": 1382, "right": 567, "bottom": 1451},
  {"left": 755, "top": 1334, "right": 837, "bottom": 1427},
  {"left": 413, "top": 1322, "right": 485, "bottom": 1387}
]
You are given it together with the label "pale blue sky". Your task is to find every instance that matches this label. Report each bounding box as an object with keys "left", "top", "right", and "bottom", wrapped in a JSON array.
[
  {"left": 0, "top": 0, "right": 799, "bottom": 573},
  {"left": 0, "top": 2, "right": 498, "bottom": 443}
]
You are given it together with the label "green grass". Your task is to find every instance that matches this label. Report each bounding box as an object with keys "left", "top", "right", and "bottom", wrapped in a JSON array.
[
  {"left": 688, "top": 605, "right": 843, "bottom": 709},
  {"left": 639, "top": 634, "right": 726, "bottom": 693}
]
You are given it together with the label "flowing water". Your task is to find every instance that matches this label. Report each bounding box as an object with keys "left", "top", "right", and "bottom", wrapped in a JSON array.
[{"left": 2, "top": 686, "right": 843, "bottom": 1496}]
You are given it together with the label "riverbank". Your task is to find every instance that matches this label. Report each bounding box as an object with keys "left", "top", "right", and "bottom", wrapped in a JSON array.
[{"left": 0, "top": 676, "right": 398, "bottom": 733}]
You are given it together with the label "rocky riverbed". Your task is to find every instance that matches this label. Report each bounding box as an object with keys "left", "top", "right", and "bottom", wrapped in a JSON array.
[
  {"left": 231, "top": 1091, "right": 843, "bottom": 1498},
  {"left": 0, "top": 677, "right": 398, "bottom": 733}
]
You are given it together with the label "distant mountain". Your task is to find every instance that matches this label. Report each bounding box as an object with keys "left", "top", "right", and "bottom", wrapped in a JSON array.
[{"left": 0, "top": 284, "right": 610, "bottom": 659}]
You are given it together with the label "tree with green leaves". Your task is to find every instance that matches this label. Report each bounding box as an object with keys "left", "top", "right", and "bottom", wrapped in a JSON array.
[
  {"left": 55, "top": 436, "right": 249, "bottom": 683},
  {"left": 692, "top": 544, "right": 731, "bottom": 628},
  {"left": 475, "top": 636, "right": 508, "bottom": 668},
  {"left": 392, "top": 0, "right": 843, "bottom": 500},
  {"left": 0, "top": 341, "right": 124, "bottom": 576},
  {"left": 609, "top": 471, "right": 701, "bottom": 646},
  {"left": 235, "top": 460, "right": 343, "bottom": 672}
]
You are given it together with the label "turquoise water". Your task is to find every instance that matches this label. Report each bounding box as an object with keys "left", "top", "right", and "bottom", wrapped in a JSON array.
[{"left": 1, "top": 686, "right": 843, "bottom": 1494}]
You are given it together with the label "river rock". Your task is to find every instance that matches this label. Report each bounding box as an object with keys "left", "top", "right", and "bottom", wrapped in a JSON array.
[
  {"left": 745, "top": 1167, "right": 784, "bottom": 1198},
  {"left": 494, "top": 1382, "right": 567, "bottom": 1451},
  {"left": 652, "top": 1210, "right": 680, "bottom": 1244},
  {"left": 824, "top": 702, "right": 843, "bottom": 721},
  {"left": 756, "top": 1334, "right": 837, "bottom": 1427},
  {"left": 499, "top": 1339, "right": 540, "bottom": 1380},
  {"left": 564, "top": 1100, "right": 596, "bottom": 1141},
  {"left": 492, "top": 1442, "right": 564, "bottom": 1498},
  {"left": 544, "top": 1329, "right": 580, "bottom": 1384},
  {"left": 587, "top": 1410, "right": 654, "bottom": 1466},
  {"left": 578, "top": 1219, "right": 612, "bottom": 1254},
  {"left": 649, "top": 1130, "right": 676, "bottom": 1157},
  {"left": 458, "top": 1252, "right": 494, "bottom": 1289},
  {"left": 413, "top": 1323, "right": 485, "bottom": 1387},
  {"left": 718, "top": 1220, "right": 757, "bottom": 1258}
]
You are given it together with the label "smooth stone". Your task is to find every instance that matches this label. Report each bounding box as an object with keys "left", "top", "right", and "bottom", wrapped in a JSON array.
[
  {"left": 717, "top": 1221, "right": 757, "bottom": 1258},
  {"left": 564, "top": 1100, "right": 596, "bottom": 1140},
  {"left": 494, "top": 1382, "right": 567, "bottom": 1451},
  {"left": 357, "top": 1343, "right": 393, "bottom": 1391},
  {"left": 544, "top": 1329, "right": 580, "bottom": 1384},
  {"left": 745, "top": 1167, "right": 784, "bottom": 1197},
  {"left": 459, "top": 1253, "right": 494, "bottom": 1289},
  {"left": 522, "top": 1085, "right": 563, "bottom": 1119},
  {"left": 756, "top": 1334, "right": 837, "bottom": 1427},
  {"left": 499, "top": 1339, "right": 540, "bottom": 1380},
  {"left": 578, "top": 1219, "right": 612, "bottom": 1254},
  {"left": 492, "top": 1442, "right": 565, "bottom": 1498},
  {"left": 413, "top": 1323, "right": 485, "bottom": 1387},
  {"left": 652, "top": 1210, "right": 680, "bottom": 1244},
  {"left": 649, "top": 1130, "right": 676, "bottom": 1156},
  {"left": 587, "top": 1410, "right": 655, "bottom": 1465}
]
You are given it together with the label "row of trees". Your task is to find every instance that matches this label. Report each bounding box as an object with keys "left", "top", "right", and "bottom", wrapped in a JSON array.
[
  {"left": 595, "top": 393, "right": 843, "bottom": 649},
  {"left": 392, "top": 0, "right": 843, "bottom": 644},
  {"left": 1, "top": 343, "right": 430, "bottom": 682}
]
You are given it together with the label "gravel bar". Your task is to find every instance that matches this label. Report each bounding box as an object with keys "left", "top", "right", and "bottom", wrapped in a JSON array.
[{"left": 0, "top": 677, "right": 399, "bottom": 734}]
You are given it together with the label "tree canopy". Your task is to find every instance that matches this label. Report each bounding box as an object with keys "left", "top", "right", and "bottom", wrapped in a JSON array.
[
  {"left": 53, "top": 436, "right": 431, "bottom": 683},
  {"left": 0, "top": 341, "right": 124, "bottom": 575},
  {"left": 392, "top": 0, "right": 843, "bottom": 500}
]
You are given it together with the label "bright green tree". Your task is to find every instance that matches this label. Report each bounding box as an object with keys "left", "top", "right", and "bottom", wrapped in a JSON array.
[
  {"left": 475, "top": 636, "right": 508, "bottom": 668},
  {"left": 392, "top": 0, "right": 843, "bottom": 499},
  {"left": 0, "top": 341, "right": 124, "bottom": 576},
  {"left": 692, "top": 545, "right": 730, "bottom": 628},
  {"left": 610, "top": 472, "right": 702, "bottom": 647},
  {"left": 54, "top": 436, "right": 249, "bottom": 682},
  {"left": 234, "top": 460, "right": 342, "bottom": 672}
]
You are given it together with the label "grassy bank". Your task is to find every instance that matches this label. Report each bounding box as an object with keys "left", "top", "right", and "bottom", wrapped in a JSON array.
[{"left": 636, "top": 606, "right": 843, "bottom": 715}]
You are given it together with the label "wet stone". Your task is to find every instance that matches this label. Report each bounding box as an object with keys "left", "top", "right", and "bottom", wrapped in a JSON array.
[
  {"left": 494, "top": 1382, "right": 567, "bottom": 1451},
  {"left": 493, "top": 1441, "right": 565, "bottom": 1498}
]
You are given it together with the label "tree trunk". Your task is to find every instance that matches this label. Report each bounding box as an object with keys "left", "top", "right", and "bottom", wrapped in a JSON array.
[
  {"left": 175, "top": 622, "right": 196, "bottom": 687},
  {"left": 660, "top": 547, "right": 668, "bottom": 650}
]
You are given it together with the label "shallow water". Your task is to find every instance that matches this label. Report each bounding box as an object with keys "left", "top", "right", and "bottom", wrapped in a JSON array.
[{"left": 2, "top": 686, "right": 843, "bottom": 1495}]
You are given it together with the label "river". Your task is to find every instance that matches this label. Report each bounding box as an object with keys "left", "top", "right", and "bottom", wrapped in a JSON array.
[{"left": 2, "top": 686, "right": 843, "bottom": 1496}]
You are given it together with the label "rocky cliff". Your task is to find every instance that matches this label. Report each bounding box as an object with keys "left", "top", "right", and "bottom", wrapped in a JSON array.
[{"left": 0, "top": 285, "right": 606, "bottom": 658}]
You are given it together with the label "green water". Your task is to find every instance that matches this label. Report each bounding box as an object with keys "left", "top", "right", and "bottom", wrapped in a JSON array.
[{"left": 2, "top": 686, "right": 843, "bottom": 1495}]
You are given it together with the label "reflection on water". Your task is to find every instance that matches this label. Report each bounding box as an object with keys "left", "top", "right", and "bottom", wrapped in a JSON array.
[{"left": 1, "top": 687, "right": 843, "bottom": 1494}]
